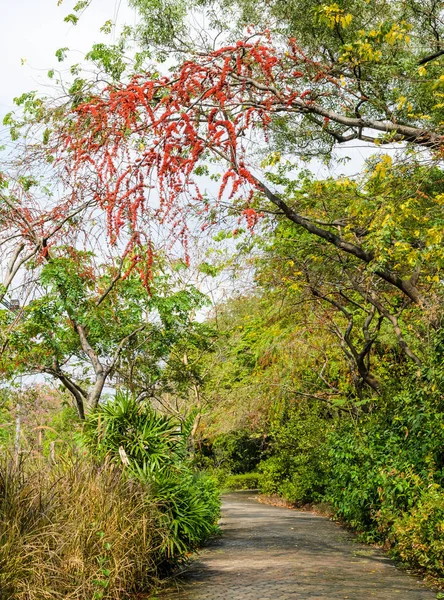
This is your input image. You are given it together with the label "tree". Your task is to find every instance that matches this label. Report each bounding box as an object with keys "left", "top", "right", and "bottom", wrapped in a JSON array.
[
  {"left": 0, "top": 246, "right": 208, "bottom": 418},
  {"left": 2, "top": 1, "right": 444, "bottom": 394},
  {"left": 250, "top": 158, "right": 444, "bottom": 393},
  {"left": 36, "top": 25, "right": 440, "bottom": 300}
]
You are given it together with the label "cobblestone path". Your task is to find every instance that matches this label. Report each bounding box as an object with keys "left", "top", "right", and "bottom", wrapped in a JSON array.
[{"left": 159, "top": 492, "right": 437, "bottom": 600}]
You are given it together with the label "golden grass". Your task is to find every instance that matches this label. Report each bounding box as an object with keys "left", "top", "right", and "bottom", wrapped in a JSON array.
[{"left": 0, "top": 452, "right": 166, "bottom": 600}]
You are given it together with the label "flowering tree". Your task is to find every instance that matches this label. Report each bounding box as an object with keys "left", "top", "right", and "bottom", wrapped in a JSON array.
[
  {"left": 37, "top": 31, "right": 440, "bottom": 299},
  {"left": 2, "top": 3, "right": 444, "bottom": 393}
]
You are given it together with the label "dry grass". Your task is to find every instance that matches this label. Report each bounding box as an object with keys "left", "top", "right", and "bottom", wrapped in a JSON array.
[{"left": 0, "top": 452, "right": 167, "bottom": 600}]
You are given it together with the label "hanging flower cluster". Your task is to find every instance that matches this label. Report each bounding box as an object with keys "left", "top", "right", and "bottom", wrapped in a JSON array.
[{"left": 49, "top": 33, "right": 340, "bottom": 274}]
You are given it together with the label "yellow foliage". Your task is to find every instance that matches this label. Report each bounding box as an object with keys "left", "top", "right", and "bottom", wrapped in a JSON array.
[
  {"left": 397, "top": 96, "right": 413, "bottom": 112},
  {"left": 261, "top": 151, "right": 281, "bottom": 168},
  {"left": 335, "top": 177, "right": 352, "bottom": 188},
  {"left": 384, "top": 22, "right": 412, "bottom": 45},
  {"left": 318, "top": 4, "right": 353, "bottom": 29},
  {"left": 340, "top": 40, "right": 382, "bottom": 65},
  {"left": 371, "top": 154, "right": 393, "bottom": 179}
]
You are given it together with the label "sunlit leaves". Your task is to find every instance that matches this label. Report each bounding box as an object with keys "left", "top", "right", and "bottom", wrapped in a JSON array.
[
  {"left": 85, "top": 43, "right": 127, "bottom": 80},
  {"left": 316, "top": 3, "right": 353, "bottom": 30},
  {"left": 64, "top": 14, "right": 79, "bottom": 25}
]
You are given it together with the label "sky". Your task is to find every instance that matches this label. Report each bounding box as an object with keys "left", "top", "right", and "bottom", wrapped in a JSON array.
[{"left": 0, "top": 0, "right": 133, "bottom": 120}]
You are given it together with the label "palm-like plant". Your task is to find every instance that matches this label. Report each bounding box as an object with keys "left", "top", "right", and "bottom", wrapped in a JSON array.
[
  {"left": 81, "top": 392, "right": 220, "bottom": 557},
  {"left": 82, "top": 392, "right": 187, "bottom": 477}
]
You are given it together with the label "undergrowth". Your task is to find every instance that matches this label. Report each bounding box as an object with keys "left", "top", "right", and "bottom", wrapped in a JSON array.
[
  {"left": 223, "top": 472, "right": 262, "bottom": 490},
  {"left": 252, "top": 378, "right": 444, "bottom": 587},
  {"left": 0, "top": 393, "right": 221, "bottom": 599},
  {"left": 0, "top": 453, "right": 164, "bottom": 600}
]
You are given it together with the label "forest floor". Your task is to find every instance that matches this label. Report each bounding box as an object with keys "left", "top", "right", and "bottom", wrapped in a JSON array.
[{"left": 157, "top": 491, "right": 437, "bottom": 600}]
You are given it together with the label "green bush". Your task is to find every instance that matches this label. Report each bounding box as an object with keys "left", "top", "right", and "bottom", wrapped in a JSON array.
[
  {"left": 212, "top": 429, "right": 265, "bottom": 474},
  {"left": 224, "top": 472, "right": 262, "bottom": 490},
  {"left": 390, "top": 487, "right": 444, "bottom": 580},
  {"left": 81, "top": 393, "right": 220, "bottom": 555},
  {"left": 327, "top": 390, "right": 444, "bottom": 540},
  {"left": 81, "top": 393, "right": 187, "bottom": 478},
  {"left": 201, "top": 467, "right": 229, "bottom": 488},
  {"left": 243, "top": 373, "right": 444, "bottom": 587},
  {"left": 258, "top": 405, "right": 332, "bottom": 505},
  {"left": 152, "top": 472, "right": 220, "bottom": 556}
]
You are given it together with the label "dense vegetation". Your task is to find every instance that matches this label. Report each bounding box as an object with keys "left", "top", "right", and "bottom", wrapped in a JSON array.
[
  {"left": 0, "top": 391, "right": 219, "bottom": 598},
  {"left": 1, "top": 0, "right": 444, "bottom": 595},
  {"left": 192, "top": 208, "right": 444, "bottom": 583}
]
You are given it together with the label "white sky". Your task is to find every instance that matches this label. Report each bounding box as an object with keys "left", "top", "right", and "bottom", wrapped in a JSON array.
[{"left": 0, "top": 0, "right": 133, "bottom": 120}]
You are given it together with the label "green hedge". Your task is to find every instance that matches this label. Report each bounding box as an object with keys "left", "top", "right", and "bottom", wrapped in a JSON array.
[
  {"left": 252, "top": 379, "right": 444, "bottom": 585},
  {"left": 390, "top": 487, "right": 444, "bottom": 578},
  {"left": 224, "top": 472, "right": 262, "bottom": 490},
  {"left": 258, "top": 404, "right": 332, "bottom": 504}
]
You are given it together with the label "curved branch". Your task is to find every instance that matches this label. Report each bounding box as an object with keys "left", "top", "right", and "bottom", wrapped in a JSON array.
[{"left": 253, "top": 175, "right": 423, "bottom": 304}]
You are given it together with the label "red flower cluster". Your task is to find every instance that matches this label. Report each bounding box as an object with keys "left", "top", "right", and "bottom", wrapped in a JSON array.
[{"left": 51, "top": 33, "right": 338, "bottom": 276}]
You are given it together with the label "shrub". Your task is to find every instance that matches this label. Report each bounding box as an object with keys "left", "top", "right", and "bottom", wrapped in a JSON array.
[
  {"left": 203, "top": 467, "right": 229, "bottom": 488},
  {"left": 0, "top": 453, "right": 166, "bottom": 600},
  {"left": 224, "top": 472, "right": 262, "bottom": 490},
  {"left": 390, "top": 487, "right": 444, "bottom": 581},
  {"left": 153, "top": 472, "right": 220, "bottom": 555},
  {"left": 81, "top": 393, "right": 220, "bottom": 555},
  {"left": 258, "top": 405, "right": 332, "bottom": 505},
  {"left": 81, "top": 393, "right": 187, "bottom": 478},
  {"left": 327, "top": 392, "right": 444, "bottom": 539},
  {"left": 212, "top": 430, "right": 265, "bottom": 473}
]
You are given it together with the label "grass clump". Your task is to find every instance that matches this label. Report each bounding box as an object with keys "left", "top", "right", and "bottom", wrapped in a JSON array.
[
  {"left": 0, "top": 453, "right": 164, "bottom": 600},
  {"left": 0, "top": 393, "right": 221, "bottom": 599}
]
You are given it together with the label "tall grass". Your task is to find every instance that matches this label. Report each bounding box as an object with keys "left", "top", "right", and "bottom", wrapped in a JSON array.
[
  {"left": 0, "top": 453, "right": 166, "bottom": 600},
  {"left": 0, "top": 394, "right": 221, "bottom": 599}
]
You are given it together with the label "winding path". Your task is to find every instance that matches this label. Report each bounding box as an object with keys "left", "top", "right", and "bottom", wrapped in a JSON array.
[{"left": 160, "top": 492, "right": 436, "bottom": 599}]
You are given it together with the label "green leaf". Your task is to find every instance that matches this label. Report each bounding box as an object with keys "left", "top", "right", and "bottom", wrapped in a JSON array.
[
  {"left": 100, "top": 20, "right": 113, "bottom": 34},
  {"left": 73, "top": 0, "right": 89, "bottom": 11},
  {"left": 55, "top": 47, "right": 69, "bottom": 62},
  {"left": 64, "top": 13, "right": 79, "bottom": 25}
]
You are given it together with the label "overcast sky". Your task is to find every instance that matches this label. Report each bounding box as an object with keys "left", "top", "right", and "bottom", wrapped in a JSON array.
[{"left": 0, "top": 0, "right": 133, "bottom": 120}]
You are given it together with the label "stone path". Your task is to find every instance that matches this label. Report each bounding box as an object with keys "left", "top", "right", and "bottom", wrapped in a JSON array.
[{"left": 159, "top": 491, "right": 437, "bottom": 599}]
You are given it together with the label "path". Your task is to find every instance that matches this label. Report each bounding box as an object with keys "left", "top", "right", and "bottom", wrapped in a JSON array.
[{"left": 159, "top": 491, "right": 437, "bottom": 600}]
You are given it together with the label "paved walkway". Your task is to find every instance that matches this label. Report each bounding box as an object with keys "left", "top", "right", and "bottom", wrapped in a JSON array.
[{"left": 159, "top": 491, "right": 437, "bottom": 599}]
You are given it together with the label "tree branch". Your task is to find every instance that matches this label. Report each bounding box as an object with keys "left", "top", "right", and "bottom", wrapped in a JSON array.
[{"left": 253, "top": 175, "right": 423, "bottom": 304}]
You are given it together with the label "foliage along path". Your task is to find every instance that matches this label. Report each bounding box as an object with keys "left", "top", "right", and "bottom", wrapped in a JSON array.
[{"left": 159, "top": 492, "right": 436, "bottom": 600}]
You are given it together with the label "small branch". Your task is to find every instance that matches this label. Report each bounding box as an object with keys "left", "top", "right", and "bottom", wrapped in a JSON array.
[
  {"left": 252, "top": 175, "right": 422, "bottom": 304},
  {"left": 352, "top": 282, "right": 422, "bottom": 366},
  {"left": 107, "top": 325, "right": 146, "bottom": 373},
  {"left": 76, "top": 323, "right": 104, "bottom": 376},
  {"left": 1, "top": 245, "right": 39, "bottom": 302},
  {"left": 96, "top": 262, "right": 123, "bottom": 307},
  {"left": 418, "top": 48, "right": 444, "bottom": 65},
  {"left": 283, "top": 387, "right": 350, "bottom": 413}
]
